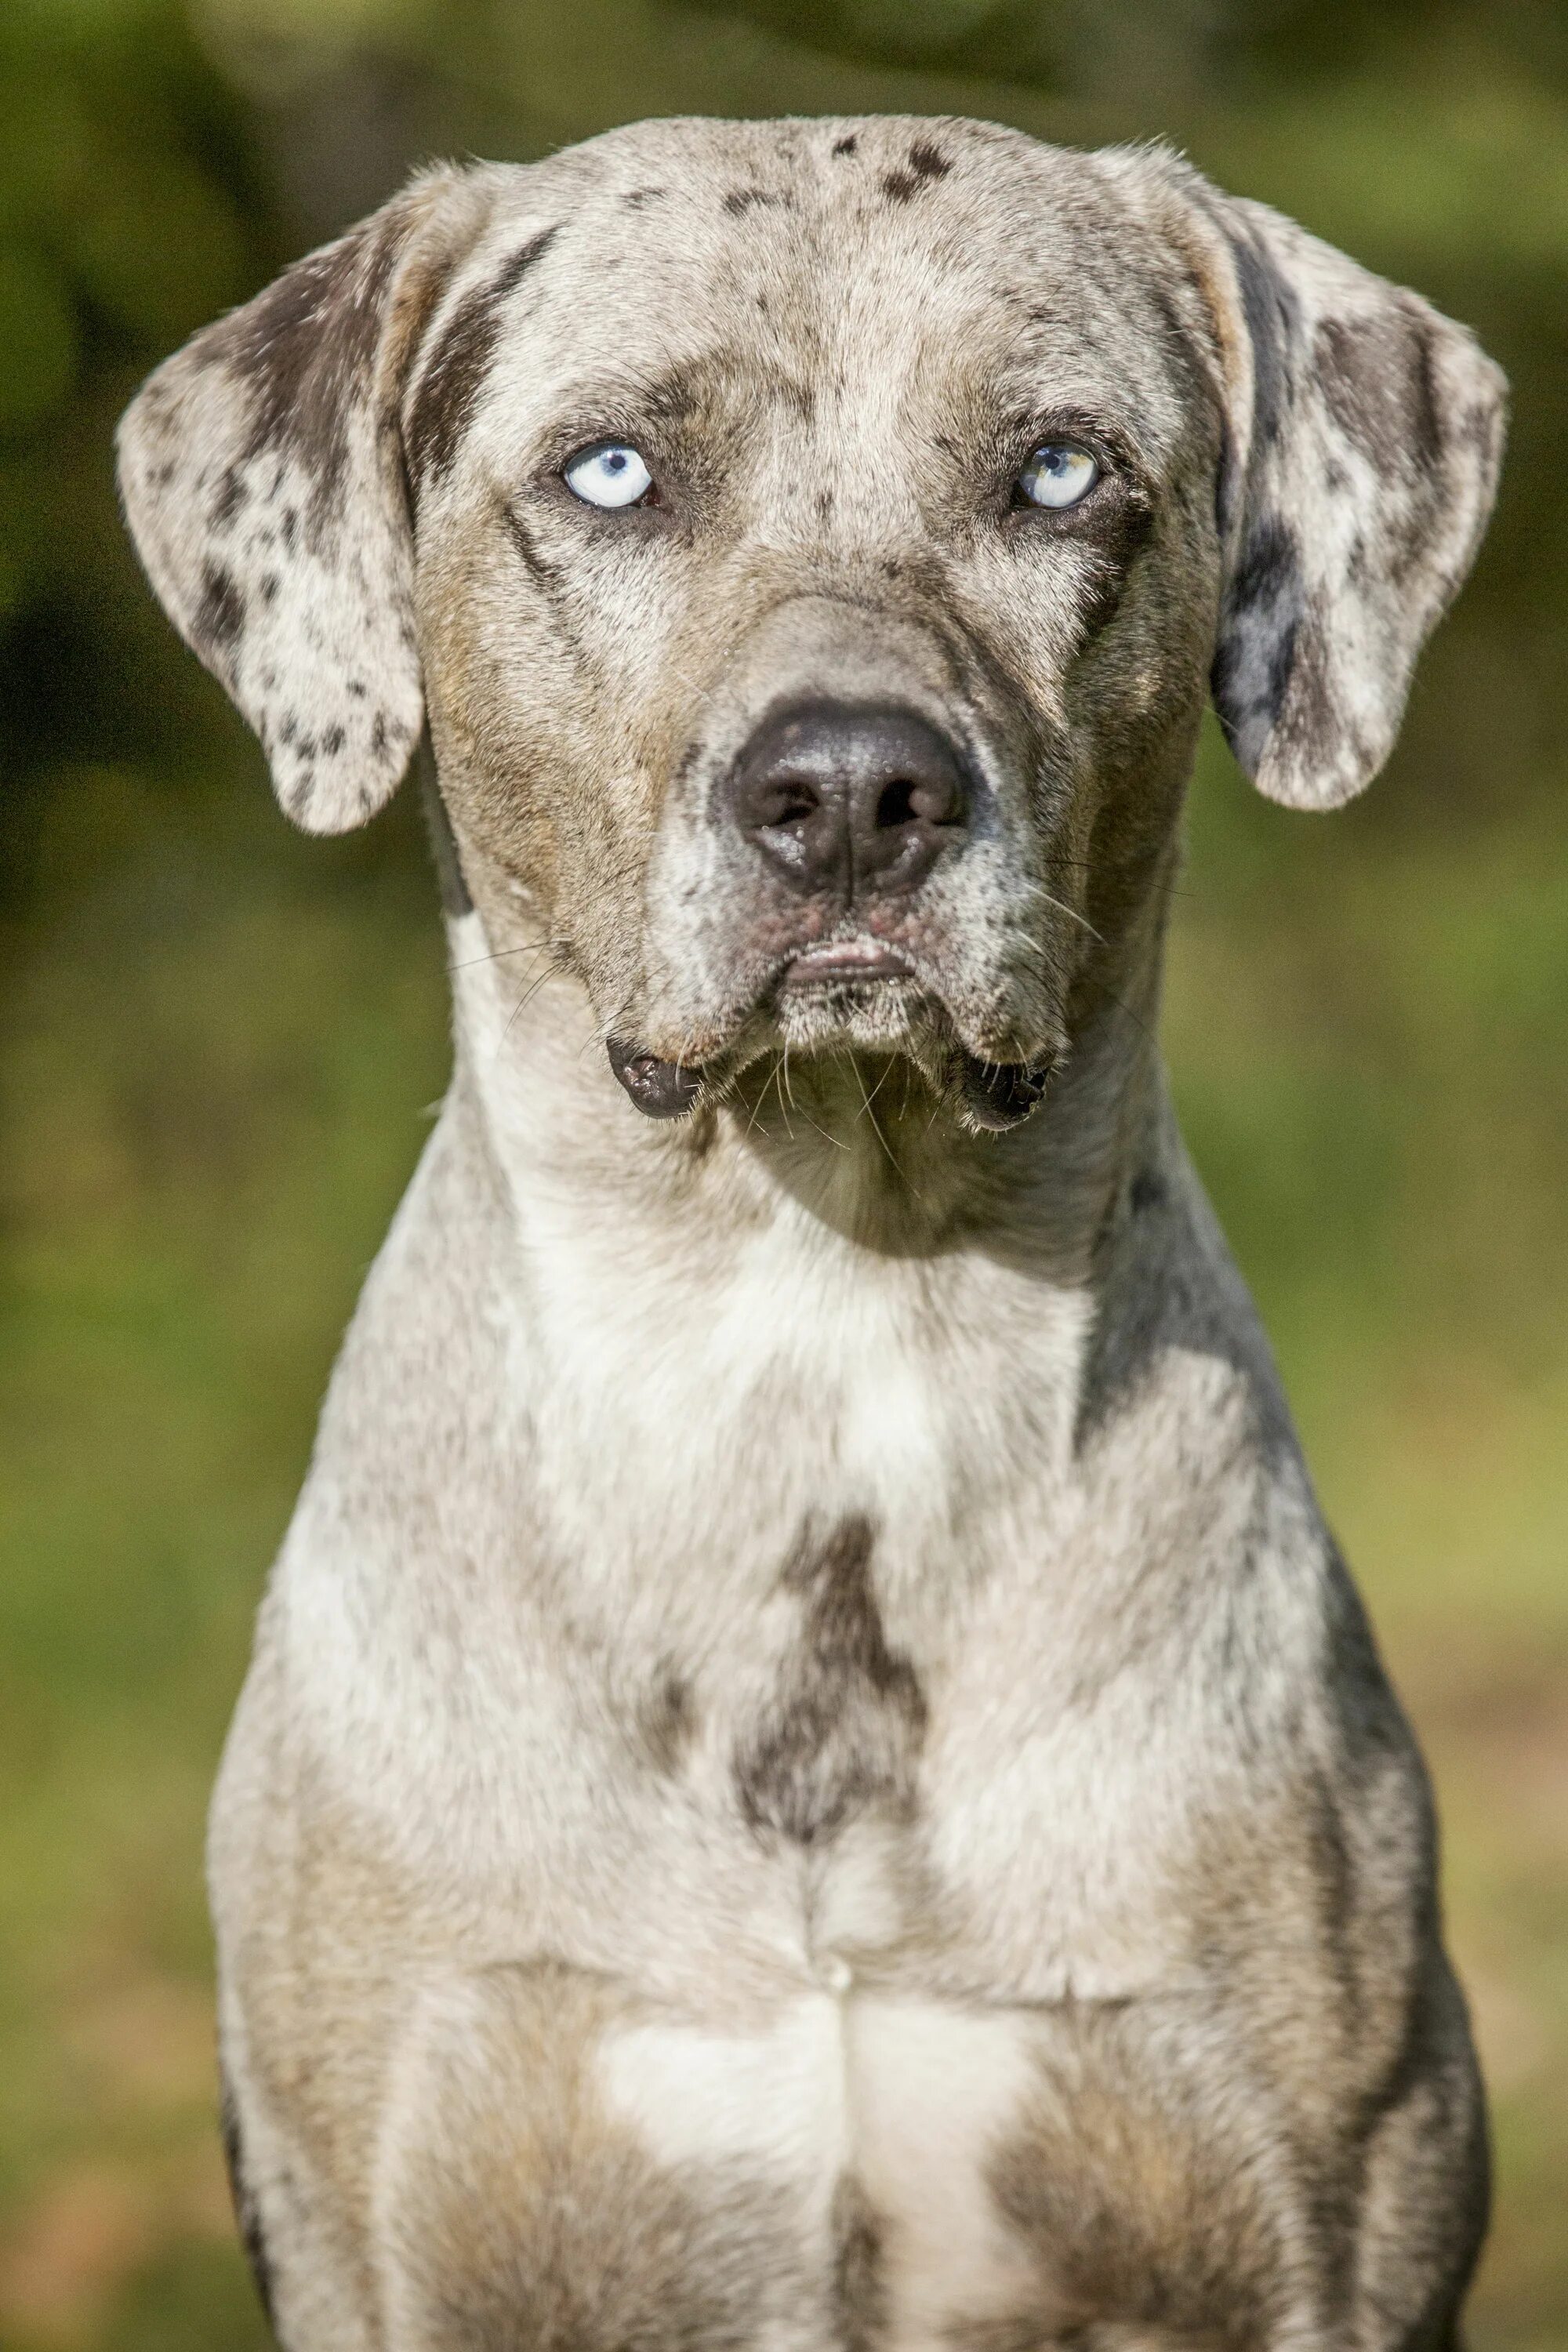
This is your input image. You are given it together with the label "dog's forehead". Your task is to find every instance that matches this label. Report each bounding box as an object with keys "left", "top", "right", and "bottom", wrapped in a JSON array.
[{"left": 419, "top": 119, "right": 1204, "bottom": 477}]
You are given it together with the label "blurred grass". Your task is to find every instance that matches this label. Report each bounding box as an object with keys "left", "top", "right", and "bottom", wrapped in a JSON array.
[{"left": 1, "top": 0, "right": 1565, "bottom": 2344}]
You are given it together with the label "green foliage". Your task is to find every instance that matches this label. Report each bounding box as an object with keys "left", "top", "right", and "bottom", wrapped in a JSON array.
[{"left": 1, "top": 3, "right": 1564, "bottom": 2345}]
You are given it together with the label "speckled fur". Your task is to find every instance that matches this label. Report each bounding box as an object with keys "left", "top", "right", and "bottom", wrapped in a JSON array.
[{"left": 118, "top": 116, "right": 1503, "bottom": 2352}]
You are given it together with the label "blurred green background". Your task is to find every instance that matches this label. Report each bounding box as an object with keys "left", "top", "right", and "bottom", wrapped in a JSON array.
[{"left": 1, "top": 0, "right": 1565, "bottom": 2343}]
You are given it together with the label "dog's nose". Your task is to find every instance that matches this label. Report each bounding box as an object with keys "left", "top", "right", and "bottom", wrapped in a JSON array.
[{"left": 727, "top": 702, "right": 970, "bottom": 901}]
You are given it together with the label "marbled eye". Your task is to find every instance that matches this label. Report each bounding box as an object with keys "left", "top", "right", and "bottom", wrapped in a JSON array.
[
  {"left": 1016, "top": 443, "right": 1099, "bottom": 510},
  {"left": 564, "top": 442, "right": 655, "bottom": 509}
]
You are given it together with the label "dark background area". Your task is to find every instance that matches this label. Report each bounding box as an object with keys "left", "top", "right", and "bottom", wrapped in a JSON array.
[{"left": 1, "top": 1, "right": 1565, "bottom": 2343}]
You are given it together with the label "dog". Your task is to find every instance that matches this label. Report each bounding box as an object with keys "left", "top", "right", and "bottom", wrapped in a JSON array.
[{"left": 118, "top": 114, "right": 1505, "bottom": 2352}]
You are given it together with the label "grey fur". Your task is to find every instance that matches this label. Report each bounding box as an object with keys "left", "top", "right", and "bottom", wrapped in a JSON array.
[{"left": 117, "top": 115, "right": 1504, "bottom": 2352}]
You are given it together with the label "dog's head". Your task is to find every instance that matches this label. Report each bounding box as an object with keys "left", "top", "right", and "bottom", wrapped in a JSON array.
[{"left": 118, "top": 118, "right": 1503, "bottom": 1129}]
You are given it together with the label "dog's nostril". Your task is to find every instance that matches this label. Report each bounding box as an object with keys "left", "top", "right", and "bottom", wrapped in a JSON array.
[
  {"left": 877, "top": 775, "right": 963, "bottom": 831},
  {"left": 757, "top": 777, "right": 822, "bottom": 831},
  {"left": 876, "top": 777, "right": 917, "bottom": 831}
]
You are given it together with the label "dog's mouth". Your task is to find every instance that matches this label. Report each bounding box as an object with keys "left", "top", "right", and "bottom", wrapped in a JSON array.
[
  {"left": 607, "top": 936, "right": 1057, "bottom": 1133},
  {"left": 780, "top": 939, "right": 915, "bottom": 986}
]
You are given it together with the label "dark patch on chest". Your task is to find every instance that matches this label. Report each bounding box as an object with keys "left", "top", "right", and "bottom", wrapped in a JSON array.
[
  {"left": 733, "top": 1515, "right": 926, "bottom": 1845},
  {"left": 405, "top": 228, "right": 558, "bottom": 492},
  {"left": 832, "top": 2176, "right": 886, "bottom": 2352}
]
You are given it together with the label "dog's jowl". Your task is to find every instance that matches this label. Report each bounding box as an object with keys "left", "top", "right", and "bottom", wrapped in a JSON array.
[{"left": 118, "top": 116, "right": 1504, "bottom": 2351}]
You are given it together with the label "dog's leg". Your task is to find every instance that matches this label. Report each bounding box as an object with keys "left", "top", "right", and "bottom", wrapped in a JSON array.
[
  {"left": 220, "top": 2063, "right": 280, "bottom": 2339},
  {"left": 1345, "top": 1953, "right": 1490, "bottom": 2352},
  {"left": 371, "top": 1962, "right": 849, "bottom": 2352}
]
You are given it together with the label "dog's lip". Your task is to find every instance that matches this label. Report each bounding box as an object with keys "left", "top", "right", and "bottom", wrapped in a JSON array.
[{"left": 781, "top": 939, "right": 915, "bottom": 986}]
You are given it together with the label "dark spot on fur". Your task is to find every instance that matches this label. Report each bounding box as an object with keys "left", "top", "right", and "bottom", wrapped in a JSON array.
[
  {"left": 211, "top": 212, "right": 406, "bottom": 527},
  {"left": 260, "top": 572, "right": 279, "bottom": 603},
  {"left": 193, "top": 562, "right": 245, "bottom": 656},
  {"left": 503, "top": 506, "right": 590, "bottom": 665},
  {"left": 1130, "top": 1170, "right": 1167, "bottom": 1214},
  {"left": 405, "top": 228, "right": 559, "bottom": 489},
  {"left": 1223, "top": 225, "right": 1301, "bottom": 454},
  {"left": 1231, "top": 515, "right": 1299, "bottom": 614},
  {"left": 831, "top": 133, "right": 858, "bottom": 157},
  {"left": 153, "top": 459, "right": 176, "bottom": 486},
  {"left": 644, "top": 360, "right": 713, "bottom": 428},
  {"left": 211, "top": 466, "right": 247, "bottom": 528},
  {"left": 1275, "top": 615, "right": 1346, "bottom": 773},
  {"left": 1317, "top": 304, "right": 1444, "bottom": 478},
  {"left": 817, "top": 488, "right": 834, "bottom": 521},
  {"left": 347, "top": 677, "right": 368, "bottom": 699},
  {"left": 1214, "top": 417, "right": 1238, "bottom": 543},
  {"left": 419, "top": 733, "right": 472, "bottom": 918},
  {"left": 1062, "top": 481, "right": 1155, "bottom": 640},
  {"left": 724, "top": 185, "right": 787, "bottom": 216},
  {"left": 1212, "top": 513, "right": 1306, "bottom": 744},
  {"left": 636, "top": 1667, "right": 695, "bottom": 1776},
  {"left": 370, "top": 710, "right": 388, "bottom": 757},
  {"left": 906, "top": 140, "right": 951, "bottom": 182},
  {"left": 733, "top": 1515, "right": 926, "bottom": 1845},
  {"left": 504, "top": 504, "right": 568, "bottom": 593},
  {"left": 279, "top": 507, "right": 297, "bottom": 553},
  {"left": 1265, "top": 612, "right": 1301, "bottom": 726},
  {"left": 622, "top": 186, "right": 666, "bottom": 209},
  {"left": 321, "top": 723, "right": 346, "bottom": 756},
  {"left": 832, "top": 2178, "right": 885, "bottom": 2352},
  {"left": 880, "top": 169, "right": 920, "bottom": 203},
  {"left": 220, "top": 2071, "right": 278, "bottom": 2331}
]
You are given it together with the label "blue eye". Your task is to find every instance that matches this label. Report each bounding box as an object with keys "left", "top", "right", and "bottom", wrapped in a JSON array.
[
  {"left": 564, "top": 441, "right": 655, "bottom": 509},
  {"left": 1017, "top": 443, "right": 1099, "bottom": 509}
]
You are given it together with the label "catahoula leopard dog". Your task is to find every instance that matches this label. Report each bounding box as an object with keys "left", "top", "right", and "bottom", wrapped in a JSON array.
[{"left": 118, "top": 114, "right": 1505, "bottom": 2352}]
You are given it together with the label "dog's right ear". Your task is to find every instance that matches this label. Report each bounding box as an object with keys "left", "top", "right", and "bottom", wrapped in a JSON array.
[{"left": 117, "top": 169, "right": 495, "bottom": 834}]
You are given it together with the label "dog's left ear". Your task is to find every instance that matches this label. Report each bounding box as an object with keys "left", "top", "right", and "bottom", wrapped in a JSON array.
[
  {"left": 1134, "top": 162, "right": 1508, "bottom": 811},
  {"left": 117, "top": 168, "right": 495, "bottom": 833}
]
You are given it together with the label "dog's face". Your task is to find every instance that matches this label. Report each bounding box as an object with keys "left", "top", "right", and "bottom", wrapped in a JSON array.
[{"left": 118, "top": 118, "right": 1504, "bottom": 1126}]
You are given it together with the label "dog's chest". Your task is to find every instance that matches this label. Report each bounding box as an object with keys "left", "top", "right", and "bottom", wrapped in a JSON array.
[{"left": 285, "top": 1200, "right": 1202, "bottom": 1995}]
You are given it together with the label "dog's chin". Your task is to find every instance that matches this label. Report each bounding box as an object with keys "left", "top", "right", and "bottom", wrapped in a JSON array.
[{"left": 775, "top": 971, "right": 927, "bottom": 1057}]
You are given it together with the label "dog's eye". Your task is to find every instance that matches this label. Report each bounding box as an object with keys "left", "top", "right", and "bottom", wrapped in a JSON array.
[
  {"left": 1016, "top": 444, "right": 1099, "bottom": 510},
  {"left": 564, "top": 441, "right": 656, "bottom": 510}
]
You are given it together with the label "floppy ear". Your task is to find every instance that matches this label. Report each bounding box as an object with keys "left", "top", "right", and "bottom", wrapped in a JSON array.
[
  {"left": 1200, "top": 193, "right": 1506, "bottom": 810},
  {"left": 117, "top": 169, "right": 490, "bottom": 833}
]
